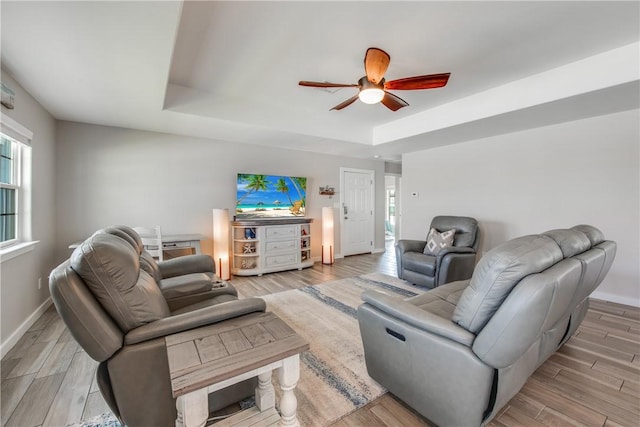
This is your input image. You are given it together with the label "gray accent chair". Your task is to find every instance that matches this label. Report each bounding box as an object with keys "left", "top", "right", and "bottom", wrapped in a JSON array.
[
  {"left": 396, "top": 216, "right": 479, "bottom": 288},
  {"left": 359, "top": 225, "right": 616, "bottom": 426},
  {"left": 50, "top": 229, "right": 267, "bottom": 427}
]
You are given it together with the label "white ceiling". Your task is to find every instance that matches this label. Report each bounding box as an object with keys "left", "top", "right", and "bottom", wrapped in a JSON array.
[{"left": 1, "top": 1, "right": 638, "bottom": 161}]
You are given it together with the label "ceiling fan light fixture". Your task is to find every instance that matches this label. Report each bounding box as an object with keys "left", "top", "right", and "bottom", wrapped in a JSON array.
[{"left": 358, "top": 88, "right": 385, "bottom": 104}]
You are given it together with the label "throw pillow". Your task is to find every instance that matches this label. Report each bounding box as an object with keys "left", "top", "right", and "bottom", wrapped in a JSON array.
[{"left": 424, "top": 228, "right": 455, "bottom": 256}]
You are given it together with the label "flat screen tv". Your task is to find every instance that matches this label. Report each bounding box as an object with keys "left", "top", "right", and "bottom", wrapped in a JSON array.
[{"left": 236, "top": 173, "right": 307, "bottom": 219}]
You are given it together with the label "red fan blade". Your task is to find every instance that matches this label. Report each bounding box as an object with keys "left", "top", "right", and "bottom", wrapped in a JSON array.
[
  {"left": 299, "top": 81, "right": 358, "bottom": 88},
  {"left": 381, "top": 92, "right": 409, "bottom": 111},
  {"left": 330, "top": 94, "right": 359, "bottom": 111},
  {"left": 364, "top": 48, "right": 390, "bottom": 84},
  {"left": 384, "top": 73, "right": 450, "bottom": 90}
]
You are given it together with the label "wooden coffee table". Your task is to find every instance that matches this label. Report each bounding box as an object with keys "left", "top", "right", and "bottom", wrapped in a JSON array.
[{"left": 166, "top": 312, "right": 309, "bottom": 427}]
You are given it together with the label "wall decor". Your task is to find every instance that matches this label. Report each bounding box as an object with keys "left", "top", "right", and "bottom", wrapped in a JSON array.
[{"left": 319, "top": 185, "right": 335, "bottom": 196}]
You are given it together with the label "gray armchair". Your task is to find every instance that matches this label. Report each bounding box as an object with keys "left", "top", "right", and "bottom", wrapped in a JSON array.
[
  {"left": 49, "top": 230, "right": 267, "bottom": 427},
  {"left": 359, "top": 225, "right": 616, "bottom": 426},
  {"left": 396, "top": 216, "right": 479, "bottom": 288}
]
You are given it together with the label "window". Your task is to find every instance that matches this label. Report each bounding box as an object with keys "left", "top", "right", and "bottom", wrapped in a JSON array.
[
  {"left": 0, "top": 114, "right": 33, "bottom": 251},
  {"left": 0, "top": 135, "right": 19, "bottom": 245}
]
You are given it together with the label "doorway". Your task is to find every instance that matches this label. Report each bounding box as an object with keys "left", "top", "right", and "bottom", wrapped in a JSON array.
[
  {"left": 340, "top": 167, "right": 374, "bottom": 256},
  {"left": 385, "top": 174, "right": 400, "bottom": 245}
]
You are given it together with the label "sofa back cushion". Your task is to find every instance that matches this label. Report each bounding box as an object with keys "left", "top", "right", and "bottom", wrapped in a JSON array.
[
  {"left": 472, "top": 258, "right": 582, "bottom": 367},
  {"left": 571, "top": 224, "right": 605, "bottom": 246},
  {"left": 542, "top": 229, "right": 591, "bottom": 258},
  {"left": 453, "top": 235, "right": 563, "bottom": 333},
  {"left": 430, "top": 216, "right": 478, "bottom": 248},
  {"left": 70, "top": 233, "right": 170, "bottom": 332},
  {"left": 97, "top": 226, "right": 143, "bottom": 254},
  {"left": 139, "top": 251, "right": 163, "bottom": 282}
]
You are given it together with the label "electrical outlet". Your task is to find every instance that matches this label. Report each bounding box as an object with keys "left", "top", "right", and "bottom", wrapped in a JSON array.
[{"left": 38, "top": 277, "right": 42, "bottom": 290}]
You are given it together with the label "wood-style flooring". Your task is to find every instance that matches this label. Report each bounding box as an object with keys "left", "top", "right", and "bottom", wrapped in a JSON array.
[{"left": 1, "top": 240, "right": 639, "bottom": 426}]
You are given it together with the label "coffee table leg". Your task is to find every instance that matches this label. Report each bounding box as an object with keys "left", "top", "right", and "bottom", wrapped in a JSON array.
[
  {"left": 255, "top": 370, "right": 276, "bottom": 410},
  {"left": 278, "top": 354, "right": 301, "bottom": 427},
  {"left": 175, "top": 389, "right": 208, "bottom": 427}
]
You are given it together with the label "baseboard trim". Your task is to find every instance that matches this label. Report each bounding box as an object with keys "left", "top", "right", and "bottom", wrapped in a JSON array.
[
  {"left": 590, "top": 291, "right": 640, "bottom": 308},
  {"left": 1, "top": 297, "right": 53, "bottom": 358}
]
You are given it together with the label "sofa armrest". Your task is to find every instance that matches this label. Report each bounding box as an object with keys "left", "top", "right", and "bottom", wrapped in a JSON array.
[
  {"left": 157, "top": 254, "right": 215, "bottom": 279},
  {"left": 360, "top": 290, "right": 474, "bottom": 346},
  {"left": 436, "top": 246, "right": 475, "bottom": 259},
  {"left": 396, "top": 239, "right": 427, "bottom": 254},
  {"left": 124, "top": 298, "right": 266, "bottom": 345},
  {"left": 436, "top": 248, "right": 477, "bottom": 286}
]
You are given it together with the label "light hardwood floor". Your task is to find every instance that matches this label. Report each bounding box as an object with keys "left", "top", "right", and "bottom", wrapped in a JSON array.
[{"left": 1, "top": 240, "right": 639, "bottom": 427}]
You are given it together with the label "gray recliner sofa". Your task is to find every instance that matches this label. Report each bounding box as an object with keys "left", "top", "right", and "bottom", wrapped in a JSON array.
[
  {"left": 49, "top": 229, "right": 267, "bottom": 427},
  {"left": 358, "top": 225, "right": 616, "bottom": 426},
  {"left": 98, "top": 225, "right": 231, "bottom": 311}
]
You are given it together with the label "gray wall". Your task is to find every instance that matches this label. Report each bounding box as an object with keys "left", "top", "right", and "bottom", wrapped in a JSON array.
[
  {"left": 0, "top": 70, "right": 57, "bottom": 352},
  {"left": 401, "top": 109, "right": 639, "bottom": 306},
  {"left": 55, "top": 121, "right": 386, "bottom": 263}
]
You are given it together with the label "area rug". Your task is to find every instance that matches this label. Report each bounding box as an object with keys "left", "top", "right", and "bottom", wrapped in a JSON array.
[{"left": 71, "top": 272, "right": 424, "bottom": 427}]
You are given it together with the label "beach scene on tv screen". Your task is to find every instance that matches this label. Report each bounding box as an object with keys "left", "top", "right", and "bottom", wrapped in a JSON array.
[{"left": 236, "top": 173, "right": 307, "bottom": 218}]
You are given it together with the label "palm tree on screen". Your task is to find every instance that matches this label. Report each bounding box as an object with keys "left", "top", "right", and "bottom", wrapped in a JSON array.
[
  {"left": 276, "top": 178, "right": 294, "bottom": 207},
  {"left": 236, "top": 174, "right": 269, "bottom": 205},
  {"left": 288, "top": 177, "right": 307, "bottom": 207}
]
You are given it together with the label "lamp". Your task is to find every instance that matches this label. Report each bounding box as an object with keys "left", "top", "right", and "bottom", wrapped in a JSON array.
[
  {"left": 322, "top": 207, "right": 334, "bottom": 265},
  {"left": 358, "top": 76, "right": 385, "bottom": 105},
  {"left": 212, "top": 208, "right": 231, "bottom": 280}
]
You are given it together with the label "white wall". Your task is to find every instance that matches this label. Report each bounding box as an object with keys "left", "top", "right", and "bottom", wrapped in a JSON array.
[
  {"left": 0, "top": 70, "right": 57, "bottom": 354},
  {"left": 401, "top": 109, "right": 639, "bottom": 306},
  {"left": 55, "top": 121, "right": 386, "bottom": 262}
]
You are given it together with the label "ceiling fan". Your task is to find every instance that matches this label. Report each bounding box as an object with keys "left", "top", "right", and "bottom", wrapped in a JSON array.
[{"left": 299, "top": 47, "right": 450, "bottom": 111}]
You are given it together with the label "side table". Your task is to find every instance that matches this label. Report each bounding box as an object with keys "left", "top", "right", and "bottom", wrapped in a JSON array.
[{"left": 166, "top": 312, "right": 309, "bottom": 427}]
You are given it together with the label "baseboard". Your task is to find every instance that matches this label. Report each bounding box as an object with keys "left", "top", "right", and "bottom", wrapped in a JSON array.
[
  {"left": 372, "top": 247, "right": 386, "bottom": 254},
  {"left": 0, "top": 297, "right": 53, "bottom": 358},
  {"left": 590, "top": 291, "right": 640, "bottom": 308}
]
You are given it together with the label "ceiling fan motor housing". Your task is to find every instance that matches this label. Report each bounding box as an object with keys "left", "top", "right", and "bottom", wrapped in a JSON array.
[{"left": 358, "top": 76, "right": 385, "bottom": 104}]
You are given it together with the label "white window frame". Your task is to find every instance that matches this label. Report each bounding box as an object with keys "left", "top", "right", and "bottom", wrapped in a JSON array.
[
  {"left": 0, "top": 115, "right": 35, "bottom": 259},
  {"left": 0, "top": 134, "right": 22, "bottom": 247}
]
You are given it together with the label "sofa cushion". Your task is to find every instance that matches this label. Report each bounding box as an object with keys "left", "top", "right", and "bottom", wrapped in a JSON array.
[
  {"left": 431, "top": 216, "right": 478, "bottom": 247},
  {"left": 70, "top": 233, "right": 170, "bottom": 332},
  {"left": 571, "top": 224, "right": 605, "bottom": 246},
  {"left": 452, "top": 235, "right": 563, "bottom": 333},
  {"left": 424, "top": 228, "right": 455, "bottom": 255},
  {"left": 139, "top": 251, "right": 163, "bottom": 282},
  {"left": 159, "top": 273, "right": 213, "bottom": 300},
  {"left": 98, "top": 226, "right": 143, "bottom": 254},
  {"left": 543, "top": 229, "right": 591, "bottom": 258},
  {"left": 403, "top": 251, "right": 436, "bottom": 276},
  {"left": 407, "top": 280, "right": 469, "bottom": 320}
]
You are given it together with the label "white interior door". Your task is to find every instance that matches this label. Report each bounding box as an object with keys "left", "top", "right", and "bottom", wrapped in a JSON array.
[{"left": 341, "top": 168, "right": 374, "bottom": 256}]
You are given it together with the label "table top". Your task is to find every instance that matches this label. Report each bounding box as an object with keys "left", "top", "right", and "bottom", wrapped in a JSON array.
[
  {"left": 157, "top": 233, "right": 205, "bottom": 242},
  {"left": 166, "top": 312, "right": 309, "bottom": 397},
  {"left": 69, "top": 233, "right": 205, "bottom": 249}
]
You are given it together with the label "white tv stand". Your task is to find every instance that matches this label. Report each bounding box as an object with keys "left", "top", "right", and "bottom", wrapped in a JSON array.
[{"left": 231, "top": 218, "right": 313, "bottom": 276}]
